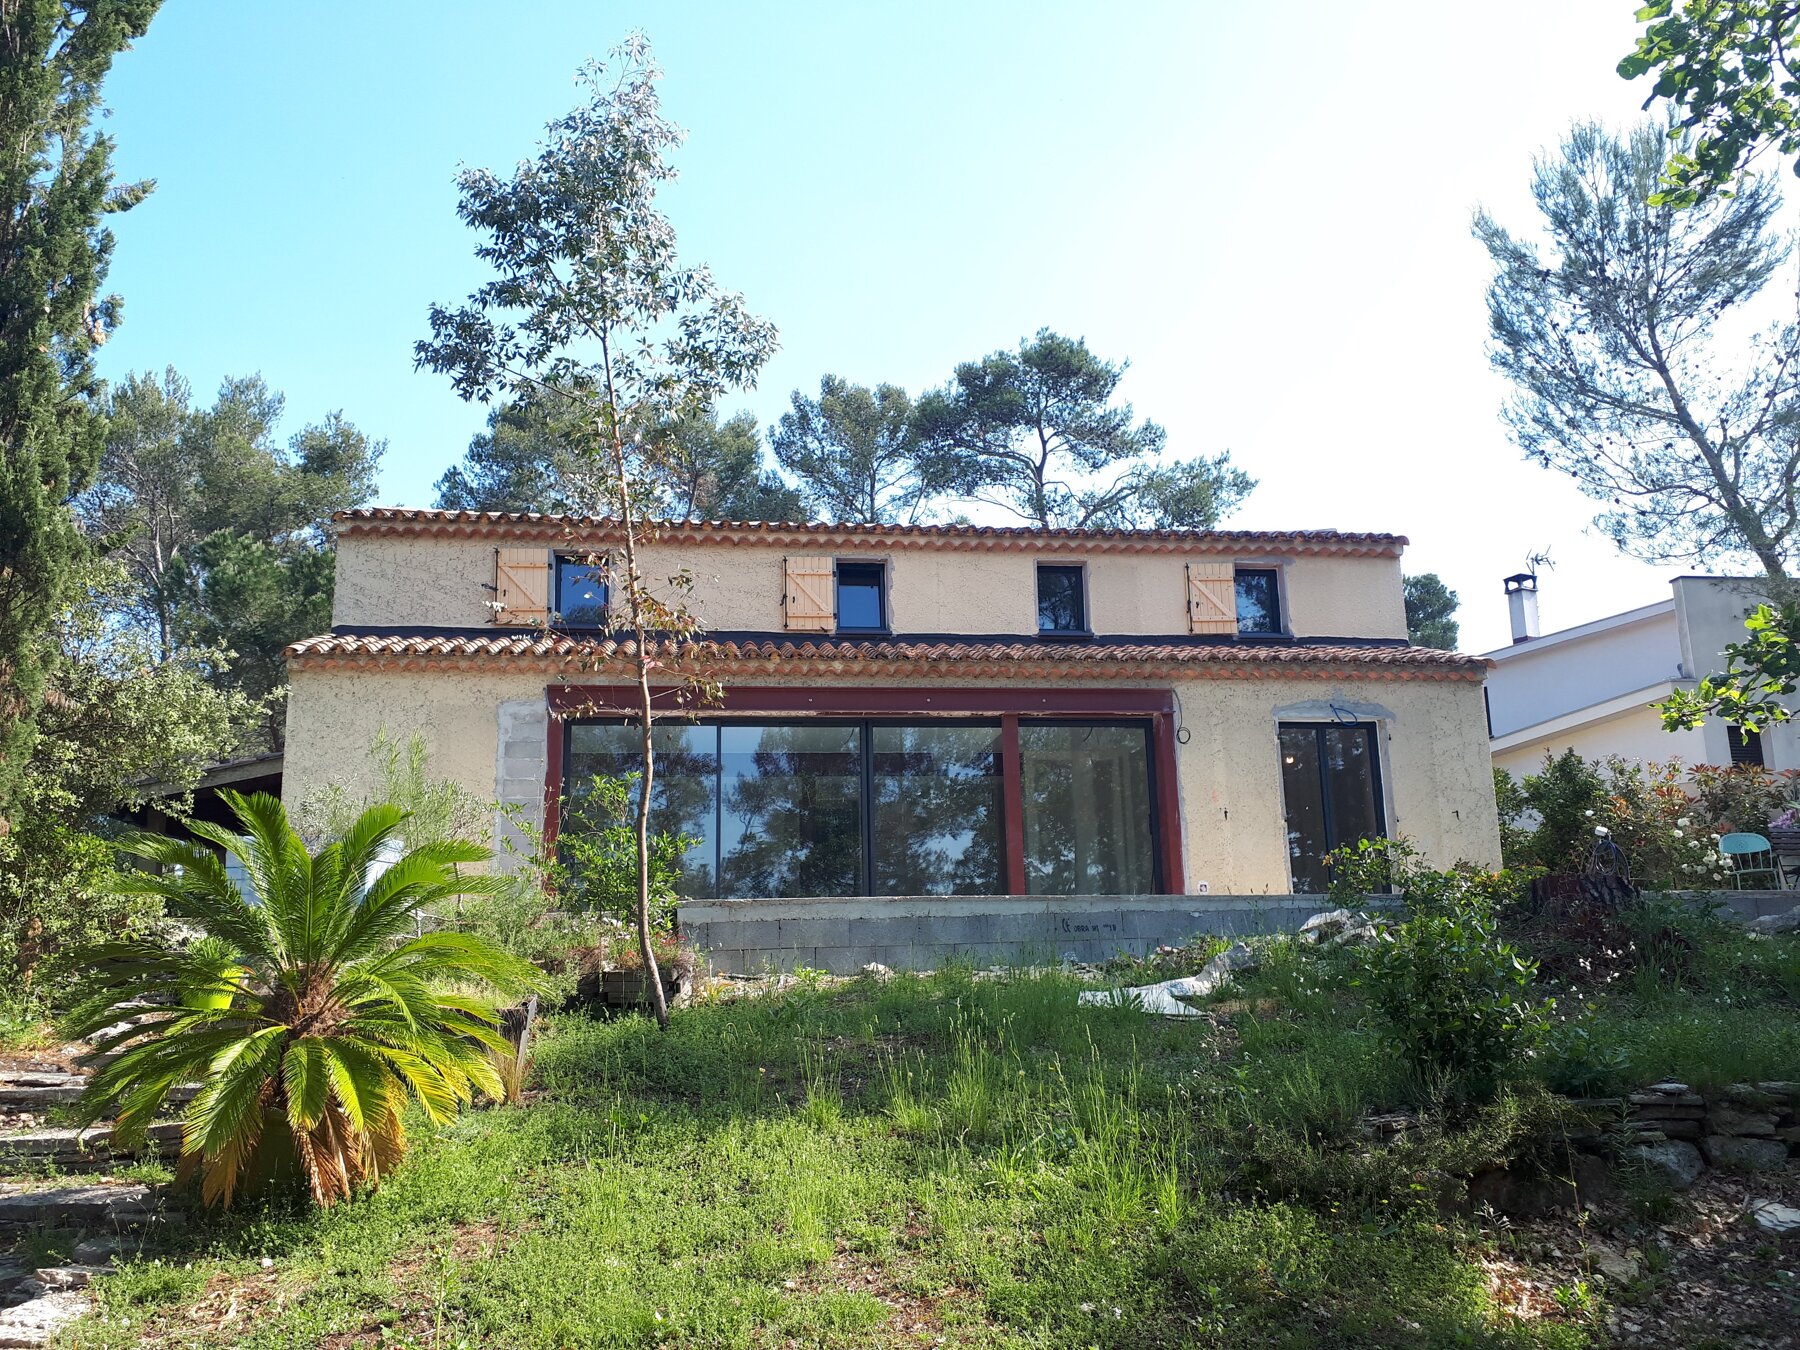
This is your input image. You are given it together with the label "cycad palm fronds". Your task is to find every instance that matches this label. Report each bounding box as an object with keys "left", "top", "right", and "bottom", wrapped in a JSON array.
[{"left": 67, "top": 791, "right": 540, "bottom": 1208}]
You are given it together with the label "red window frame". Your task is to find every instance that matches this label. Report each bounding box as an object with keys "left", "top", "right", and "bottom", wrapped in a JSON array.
[{"left": 543, "top": 684, "right": 1185, "bottom": 896}]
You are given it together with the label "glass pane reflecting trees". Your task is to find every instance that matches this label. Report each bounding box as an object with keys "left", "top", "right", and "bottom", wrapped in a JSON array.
[
  {"left": 1277, "top": 722, "right": 1384, "bottom": 893},
  {"left": 1019, "top": 724, "right": 1156, "bottom": 895},
  {"left": 566, "top": 717, "right": 1159, "bottom": 900}
]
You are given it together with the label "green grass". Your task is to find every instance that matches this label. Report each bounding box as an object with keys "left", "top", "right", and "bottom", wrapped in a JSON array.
[{"left": 65, "top": 966, "right": 1597, "bottom": 1349}]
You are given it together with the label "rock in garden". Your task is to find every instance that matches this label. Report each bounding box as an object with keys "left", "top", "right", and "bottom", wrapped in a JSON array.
[
  {"left": 1642, "top": 1081, "right": 1692, "bottom": 1095},
  {"left": 0, "top": 1291, "right": 89, "bottom": 1348},
  {"left": 1628, "top": 1140, "right": 1705, "bottom": 1189},
  {"left": 1703, "top": 1135, "right": 1790, "bottom": 1171},
  {"left": 1637, "top": 1118, "right": 1703, "bottom": 1140},
  {"left": 1776, "top": 1125, "right": 1800, "bottom": 1145},
  {"left": 1585, "top": 1241, "right": 1639, "bottom": 1282},
  {"left": 31, "top": 1267, "right": 108, "bottom": 1291},
  {"left": 1705, "top": 1105, "right": 1779, "bottom": 1137},
  {"left": 1721, "top": 1082, "right": 1783, "bottom": 1108},
  {"left": 1748, "top": 1199, "right": 1800, "bottom": 1235},
  {"left": 1629, "top": 1089, "right": 1703, "bottom": 1108},
  {"left": 1754, "top": 1081, "right": 1797, "bottom": 1100},
  {"left": 858, "top": 963, "right": 894, "bottom": 981},
  {"left": 1747, "top": 905, "right": 1800, "bottom": 934}
]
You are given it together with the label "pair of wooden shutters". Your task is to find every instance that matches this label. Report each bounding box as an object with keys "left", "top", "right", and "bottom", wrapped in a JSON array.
[
  {"left": 784, "top": 555, "right": 835, "bottom": 632},
  {"left": 1186, "top": 561, "right": 1237, "bottom": 635}
]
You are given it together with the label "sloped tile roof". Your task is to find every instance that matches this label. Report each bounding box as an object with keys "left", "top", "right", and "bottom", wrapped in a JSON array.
[
  {"left": 332, "top": 508, "right": 1408, "bottom": 557},
  {"left": 285, "top": 629, "right": 1488, "bottom": 682}
]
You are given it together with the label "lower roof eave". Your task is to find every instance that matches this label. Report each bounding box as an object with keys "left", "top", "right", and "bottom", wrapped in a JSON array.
[{"left": 283, "top": 638, "right": 1489, "bottom": 684}]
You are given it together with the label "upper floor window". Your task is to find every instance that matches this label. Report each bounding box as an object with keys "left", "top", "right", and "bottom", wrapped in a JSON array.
[
  {"left": 556, "top": 555, "right": 609, "bottom": 628},
  {"left": 835, "top": 561, "right": 887, "bottom": 632},
  {"left": 1037, "top": 564, "right": 1088, "bottom": 635},
  {"left": 1729, "top": 723, "right": 1766, "bottom": 767},
  {"left": 1235, "top": 568, "right": 1282, "bottom": 634}
]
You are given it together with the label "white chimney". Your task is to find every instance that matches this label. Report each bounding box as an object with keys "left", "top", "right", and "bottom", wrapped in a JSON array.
[{"left": 1504, "top": 573, "right": 1540, "bottom": 644}]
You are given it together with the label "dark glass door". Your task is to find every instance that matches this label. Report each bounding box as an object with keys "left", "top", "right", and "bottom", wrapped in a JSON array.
[{"left": 1278, "top": 723, "right": 1384, "bottom": 894}]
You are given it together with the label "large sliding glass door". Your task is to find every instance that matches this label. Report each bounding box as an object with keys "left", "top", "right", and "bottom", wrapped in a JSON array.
[
  {"left": 1277, "top": 723, "right": 1385, "bottom": 894},
  {"left": 564, "top": 716, "right": 1158, "bottom": 899},
  {"left": 1019, "top": 723, "right": 1157, "bottom": 895}
]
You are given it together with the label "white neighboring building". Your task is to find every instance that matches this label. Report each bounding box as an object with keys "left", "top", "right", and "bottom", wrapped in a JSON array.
[{"left": 1483, "top": 574, "right": 1800, "bottom": 779}]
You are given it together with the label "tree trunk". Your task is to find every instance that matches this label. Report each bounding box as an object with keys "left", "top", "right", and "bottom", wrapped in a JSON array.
[{"left": 601, "top": 411, "right": 669, "bottom": 1031}]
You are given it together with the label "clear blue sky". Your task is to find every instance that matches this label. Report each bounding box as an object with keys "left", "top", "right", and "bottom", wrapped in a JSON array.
[{"left": 96, "top": 1, "right": 1689, "bottom": 651}]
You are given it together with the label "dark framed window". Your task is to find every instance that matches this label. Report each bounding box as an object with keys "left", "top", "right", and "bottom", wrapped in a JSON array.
[
  {"left": 1236, "top": 568, "right": 1282, "bottom": 634},
  {"left": 563, "top": 715, "right": 1157, "bottom": 899},
  {"left": 1278, "top": 722, "right": 1384, "bottom": 894},
  {"left": 835, "top": 561, "right": 887, "bottom": 632},
  {"left": 556, "top": 556, "right": 608, "bottom": 628},
  {"left": 1728, "top": 723, "right": 1766, "bottom": 766},
  {"left": 1037, "top": 564, "right": 1088, "bottom": 635}
]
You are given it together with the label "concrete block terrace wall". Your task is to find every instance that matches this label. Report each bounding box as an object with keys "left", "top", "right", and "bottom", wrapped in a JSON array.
[
  {"left": 679, "top": 888, "right": 1796, "bottom": 976},
  {"left": 679, "top": 894, "right": 1382, "bottom": 976}
]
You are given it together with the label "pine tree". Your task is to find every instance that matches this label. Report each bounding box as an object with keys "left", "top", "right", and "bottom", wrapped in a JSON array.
[{"left": 0, "top": 1, "right": 162, "bottom": 824}]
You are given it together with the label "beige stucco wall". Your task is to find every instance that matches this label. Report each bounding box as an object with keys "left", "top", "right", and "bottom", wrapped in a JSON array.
[
  {"left": 282, "top": 665, "right": 549, "bottom": 843},
  {"left": 283, "top": 659, "right": 1496, "bottom": 894},
  {"left": 331, "top": 533, "right": 1409, "bottom": 641},
  {"left": 1173, "top": 674, "right": 1500, "bottom": 893}
]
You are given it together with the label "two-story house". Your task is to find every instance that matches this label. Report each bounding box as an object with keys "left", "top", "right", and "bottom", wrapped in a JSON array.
[{"left": 282, "top": 509, "right": 1499, "bottom": 965}]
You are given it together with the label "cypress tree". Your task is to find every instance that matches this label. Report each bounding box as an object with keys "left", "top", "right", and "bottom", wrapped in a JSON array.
[{"left": 0, "top": 1, "right": 161, "bottom": 824}]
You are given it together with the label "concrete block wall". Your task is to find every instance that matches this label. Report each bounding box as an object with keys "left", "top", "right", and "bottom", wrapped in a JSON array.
[
  {"left": 677, "top": 888, "right": 1797, "bottom": 976},
  {"left": 678, "top": 894, "right": 1363, "bottom": 976}
]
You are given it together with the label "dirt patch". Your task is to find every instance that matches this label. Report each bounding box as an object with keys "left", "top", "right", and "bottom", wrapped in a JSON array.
[
  {"left": 766, "top": 1236, "right": 989, "bottom": 1347},
  {"left": 1481, "top": 1164, "right": 1800, "bottom": 1348}
]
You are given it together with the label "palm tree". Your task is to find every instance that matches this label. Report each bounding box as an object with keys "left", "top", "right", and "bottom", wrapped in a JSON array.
[{"left": 66, "top": 791, "right": 540, "bottom": 1208}]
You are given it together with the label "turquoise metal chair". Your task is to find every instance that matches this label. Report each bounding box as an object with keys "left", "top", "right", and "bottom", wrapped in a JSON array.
[{"left": 1720, "top": 832, "right": 1783, "bottom": 889}]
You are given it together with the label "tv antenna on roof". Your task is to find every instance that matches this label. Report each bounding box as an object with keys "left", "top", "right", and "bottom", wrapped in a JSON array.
[{"left": 1525, "top": 548, "right": 1554, "bottom": 575}]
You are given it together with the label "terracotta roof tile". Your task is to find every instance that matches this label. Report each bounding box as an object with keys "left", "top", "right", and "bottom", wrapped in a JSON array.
[
  {"left": 285, "top": 630, "right": 1488, "bottom": 681},
  {"left": 331, "top": 508, "right": 1407, "bottom": 557}
]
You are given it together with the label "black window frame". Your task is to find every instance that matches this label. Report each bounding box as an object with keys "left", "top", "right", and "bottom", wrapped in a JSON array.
[
  {"left": 555, "top": 554, "right": 610, "bottom": 629},
  {"left": 1277, "top": 721, "right": 1386, "bottom": 893},
  {"left": 1235, "top": 567, "right": 1283, "bottom": 635},
  {"left": 1035, "top": 563, "right": 1091, "bottom": 638},
  {"left": 834, "top": 560, "right": 889, "bottom": 634}
]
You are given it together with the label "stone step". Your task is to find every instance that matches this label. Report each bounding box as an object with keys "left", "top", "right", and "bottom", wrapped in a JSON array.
[
  {"left": 0, "top": 1088, "right": 82, "bottom": 1110},
  {"left": 0, "top": 1122, "right": 181, "bottom": 1171},
  {"left": 29, "top": 1267, "right": 109, "bottom": 1293},
  {"left": 0, "top": 1183, "right": 158, "bottom": 1227},
  {"left": 0, "top": 1074, "right": 84, "bottom": 1092},
  {"left": 0, "top": 1081, "right": 196, "bottom": 1113},
  {"left": 0, "top": 1290, "right": 89, "bottom": 1347}
]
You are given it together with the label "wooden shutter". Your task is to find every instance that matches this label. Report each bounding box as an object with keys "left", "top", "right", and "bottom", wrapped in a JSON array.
[
  {"left": 494, "top": 547, "right": 551, "bottom": 625},
  {"left": 1186, "top": 560, "right": 1238, "bottom": 635},
  {"left": 784, "top": 555, "right": 836, "bottom": 631}
]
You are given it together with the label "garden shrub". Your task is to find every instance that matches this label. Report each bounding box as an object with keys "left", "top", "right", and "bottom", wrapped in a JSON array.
[
  {"left": 1335, "top": 840, "right": 1552, "bottom": 1100},
  {"left": 1686, "top": 762, "right": 1800, "bottom": 835},
  {"left": 1497, "top": 752, "right": 1738, "bottom": 888}
]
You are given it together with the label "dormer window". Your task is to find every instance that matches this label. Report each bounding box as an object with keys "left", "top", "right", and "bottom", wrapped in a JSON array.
[
  {"left": 1235, "top": 568, "right": 1282, "bottom": 634},
  {"left": 556, "top": 555, "right": 609, "bottom": 628},
  {"left": 1037, "top": 564, "right": 1088, "bottom": 635},
  {"left": 835, "top": 561, "right": 887, "bottom": 633}
]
